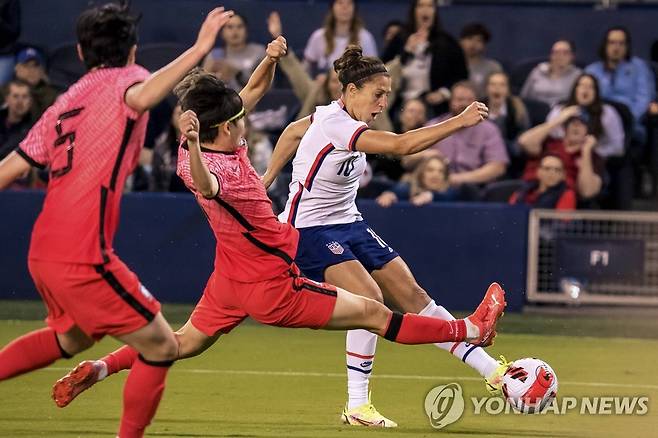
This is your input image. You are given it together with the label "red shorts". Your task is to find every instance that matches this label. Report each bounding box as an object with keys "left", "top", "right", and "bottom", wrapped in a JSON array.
[
  {"left": 190, "top": 264, "right": 337, "bottom": 336},
  {"left": 28, "top": 255, "right": 161, "bottom": 340}
]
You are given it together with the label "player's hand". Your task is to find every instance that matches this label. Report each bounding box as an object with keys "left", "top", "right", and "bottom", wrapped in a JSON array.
[
  {"left": 180, "top": 110, "right": 200, "bottom": 144},
  {"left": 268, "top": 11, "right": 282, "bottom": 39},
  {"left": 194, "top": 7, "right": 235, "bottom": 55},
  {"left": 411, "top": 191, "right": 433, "bottom": 206},
  {"left": 459, "top": 101, "right": 488, "bottom": 128},
  {"left": 376, "top": 191, "right": 398, "bottom": 208},
  {"left": 266, "top": 36, "right": 287, "bottom": 62}
]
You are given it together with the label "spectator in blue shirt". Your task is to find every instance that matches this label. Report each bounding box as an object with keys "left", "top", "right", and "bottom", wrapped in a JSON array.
[{"left": 585, "top": 27, "right": 655, "bottom": 140}]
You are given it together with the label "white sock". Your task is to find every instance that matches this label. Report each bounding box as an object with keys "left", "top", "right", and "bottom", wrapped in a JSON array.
[
  {"left": 346, "top": 329, "right": 377, "bottom": 409},
  {"left": 419, "top": 300, "right": 498, "bottom": 378},
  {"left": 96, "top": 360, "right": 108, "bottom": 381}
]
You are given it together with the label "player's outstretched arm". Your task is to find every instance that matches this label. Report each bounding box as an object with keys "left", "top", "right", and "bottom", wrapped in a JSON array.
[
  {"left": 262, "top": 115, "right": 311, "bottom": 189},
  {"left": 0, "top": 152, "right": 32, "bottom": 190},
  {"left": 125, "top": 7, "right": 234, "bottom": 114},
  {"left": 239, "top": 36, "right": 287, "bottom": 112},
  {"left": 355, "top": 101, "right": 488, "bottom": 156},
  {"left": 180, "top": 110, "right": 219, "bottom": 198}
]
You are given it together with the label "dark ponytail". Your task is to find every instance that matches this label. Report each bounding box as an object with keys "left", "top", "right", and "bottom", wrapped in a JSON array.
[
  {"left": 333, "top": 45, "right": 388, "bottom": 91},
  {"left": 174, "top": 68, "right": 243, "bottom": 143}
]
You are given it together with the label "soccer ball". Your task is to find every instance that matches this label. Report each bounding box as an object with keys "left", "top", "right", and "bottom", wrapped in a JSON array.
[{"left": 502, "top": 358, "right": 558, "bottom": 413}]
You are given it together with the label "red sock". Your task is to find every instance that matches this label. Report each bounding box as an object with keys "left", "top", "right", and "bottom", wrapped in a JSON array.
[
  {"left": 118, "top": 356, "right": 172, "bottom": 438},
  {"left": 383, "top": 312, "right": 466, "bottom": 344},
  {"left": 0, "top": 327, "right": 69, "bottom": 380},
  {"left": 102, "top": 345, "right": 139, "bottom": 375}
]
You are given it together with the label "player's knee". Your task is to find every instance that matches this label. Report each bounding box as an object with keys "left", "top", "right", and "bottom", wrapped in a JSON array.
[
  {"left": 399, "top": 283, "right": 431, "bottom": 313},
  {"left": 152, "top": 336, "right": 179, "bottom": 362},
  {"left": 360, "top": 283, "right": 384, "bottom": 303},
  {"left": 361, "top": 297, "right": 390, "bottom": 330},
  {"left": 58, "top": 330, "right": 94, "bottom": 355}
]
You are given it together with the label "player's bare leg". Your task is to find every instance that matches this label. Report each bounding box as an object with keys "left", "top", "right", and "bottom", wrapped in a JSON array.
[
  {"left": 174, "top": 319, "right": 221, "bottom": 359},
  {"left": 323, "top": 286, "right": 505, "bottom": 346},
  {"left": 325, "top": 261, "right": 390, "bottom": 423},
  {"left": 372, "top": 257, "right": 511, "bottom": 393}
]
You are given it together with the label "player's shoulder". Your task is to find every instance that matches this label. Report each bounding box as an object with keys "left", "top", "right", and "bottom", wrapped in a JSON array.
[{"left": 315, "top": 101, "right": 347, "bottom": 122}]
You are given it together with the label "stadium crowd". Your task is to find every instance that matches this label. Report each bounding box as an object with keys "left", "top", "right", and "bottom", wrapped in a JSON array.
[{"left": 1, "top": 0, "right": 658, "bottom": 211}]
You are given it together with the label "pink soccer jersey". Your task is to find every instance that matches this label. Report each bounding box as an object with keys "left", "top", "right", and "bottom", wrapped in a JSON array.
[
  {"left": 18, "top": 65, "right": 150, "bottom": 264},
  {"left": 177, "top": 141, "right": 299, "bottom": 282}
]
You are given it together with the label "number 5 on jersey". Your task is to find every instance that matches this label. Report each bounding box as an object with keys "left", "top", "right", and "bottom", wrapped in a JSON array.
[{"left": 51, "top": 107, "right": 84, "bottom": 178}]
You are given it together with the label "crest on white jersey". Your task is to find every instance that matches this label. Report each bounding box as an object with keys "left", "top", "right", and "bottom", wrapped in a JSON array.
[{"left": 326, "top": 241, "right": 345, "bottom": 255}]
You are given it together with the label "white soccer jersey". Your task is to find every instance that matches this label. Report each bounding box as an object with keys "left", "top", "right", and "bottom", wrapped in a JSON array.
[{"left": 280, "top": 101, "right": 369, "bottom": 228}]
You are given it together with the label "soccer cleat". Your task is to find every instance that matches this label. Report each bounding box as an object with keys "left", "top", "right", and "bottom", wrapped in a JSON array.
[
  {"left": 52, "top": 360, "right": 102, "bottom": 408},
  {"left": 341, "top": 395, "right": 398, "bottom": 428},
  {"left": 485, "top": 355, "right": 513, "bottom": 396},
  {"left": 466, "top": 282, "right": 507, "bottom": 346}
]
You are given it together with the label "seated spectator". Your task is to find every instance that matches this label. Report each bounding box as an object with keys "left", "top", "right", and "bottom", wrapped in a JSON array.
[
  {"left": 546, "top": 73, "right": 625, "bottom": 158},
  {"left": 13, "top": 47, "right": 60, "bottom": 119},
  {"left": 484, "top": 72, "right": 530, "bottom": 176},
  {"left": 459, "top": 22, "right": 502, "bottom": 98},
  {"left": 268, "top": 12, "right": 395, "bottom": 132},
  {"left": 585, "top": 27, "right": 655, "bottom": 141},
  {"left": 518, "top": 111, "right": 604, "bottom": 199},
  {"left": 404, "top": 81, "right": 508, "bottom": 186},
  {"left": 395, "top": 97, "right": 427, "bottom": 133},
  {"left": 0, "top": 79, "right": 33, "bottom": 160},
  {"left": 509, "top": 153, "right": 576, "bottom": 210},
  {"left": 303, "top": 0, "right": 377, "bottom": 73},
  {"left": 376, "top": 154, "right": 472, "bottom": 207},
  {"left": 0, "top": 0, "right": 19, "bottom": 86},
  {"left": 203, "top": 13, "right": 265, "bottom": 90},
  {"left": 381, "top": 0, "right": 468, "bottom": 115},
  {"left": 521, "top": 39, "right": 582, "bottom": 108}
]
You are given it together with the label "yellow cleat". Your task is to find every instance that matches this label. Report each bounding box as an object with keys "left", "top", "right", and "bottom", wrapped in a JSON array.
[
  {"left": 485, "top": 355, "right": 513, "bottom": 396},
  {"left": 341, "top": 394, "right": 398, "bottom": 428}
]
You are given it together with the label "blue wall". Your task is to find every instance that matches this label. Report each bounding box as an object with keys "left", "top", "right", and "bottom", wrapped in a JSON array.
[
  {"left": 0, "top": 191, "right": 527, "bottom": 311},
  {"left": 19, "top": 0, "right": 658, "bottom": 67}
]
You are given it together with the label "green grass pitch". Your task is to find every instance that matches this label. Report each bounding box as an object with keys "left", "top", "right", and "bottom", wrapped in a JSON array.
[{"left": 0, "top": 302, "right": 657, "bottom": 437}]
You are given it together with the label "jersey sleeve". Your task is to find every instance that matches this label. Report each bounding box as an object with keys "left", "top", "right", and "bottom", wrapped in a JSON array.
[
  {"left": 321, "top": 112, "right": 369, "bottom": 152},
  {"left": 16, "top": 106, "right": 57, "bottom": 168},
  {"left": 117, "top": 65, "right": 150, "bottom": 119}
]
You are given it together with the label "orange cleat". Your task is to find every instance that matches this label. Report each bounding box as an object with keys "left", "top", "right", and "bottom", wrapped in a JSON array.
[
  {"left": 466, "top": 282, "right": 507, "bottom": 346},
  {"left": 52, "top": 360, "right": 102, "bottom": 408}
]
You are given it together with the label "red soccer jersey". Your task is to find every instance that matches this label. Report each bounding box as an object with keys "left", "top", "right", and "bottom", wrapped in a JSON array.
[
  {"left": 18, "top": 65, "right": 150, "bottom": 264},
  {"left": 177, "top": 141, "right": 299, "bottom": 282}
]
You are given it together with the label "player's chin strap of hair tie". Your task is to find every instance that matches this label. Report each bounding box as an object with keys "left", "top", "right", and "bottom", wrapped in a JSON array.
[{"left": 209, "top": 107, "right": 246, "bottom": 128}]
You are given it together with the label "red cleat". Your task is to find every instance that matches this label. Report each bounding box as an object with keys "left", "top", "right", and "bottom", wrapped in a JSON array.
[
  {"left": 466, "top": 282, "right": 507, "bottom": 346},
  {"left": 52, "top": 360, "right": 102, "bottom": 408}
]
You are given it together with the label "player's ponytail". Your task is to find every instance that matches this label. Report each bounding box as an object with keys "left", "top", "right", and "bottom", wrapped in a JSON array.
[
  {"left": 333, "top": 44, "right": 388, "bottom": 91},
  {"left": 174, "top": 68, "right": 243, "bottom": 143}
]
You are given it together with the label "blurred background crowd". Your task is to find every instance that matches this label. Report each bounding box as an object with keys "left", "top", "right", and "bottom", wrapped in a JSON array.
[{"left": 2, "top": 0, "right": 658, "bottom": 213}]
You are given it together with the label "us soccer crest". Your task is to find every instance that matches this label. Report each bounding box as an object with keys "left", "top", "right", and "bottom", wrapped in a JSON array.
[{"left": 326, "top": 241, "right": 344, "bottom": 255}]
